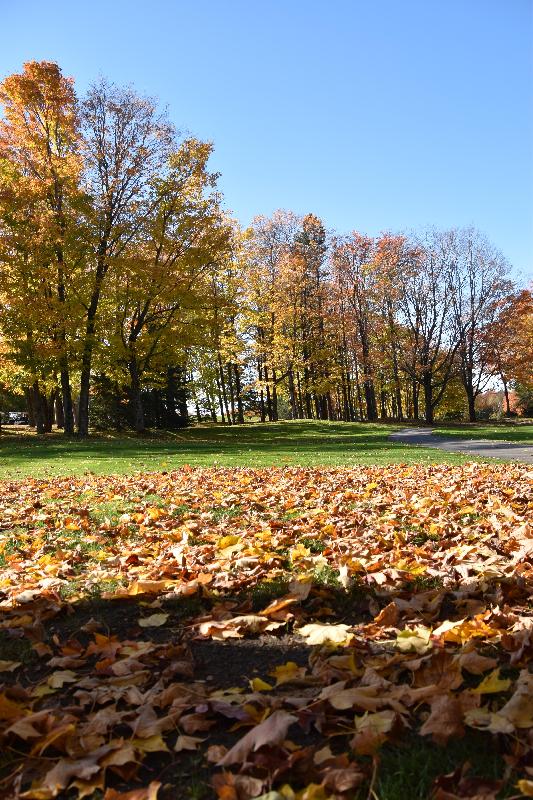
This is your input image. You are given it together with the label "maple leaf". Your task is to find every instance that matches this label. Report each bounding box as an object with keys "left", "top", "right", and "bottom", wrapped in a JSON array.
[
  {"left": 395, "top": 625, "right": 432, "bottom": 654},
  {"left": 217, "top": 710, "right": 297, "bottom": 765},
  {"left": 420, "top": 694, "right": 465, "bottom": 744},
  {"left": 297, "top": 623, "right": 353, "bottom": 646},
  {"left": 472, "top": 669, "right": 511, "bottom": 695}
]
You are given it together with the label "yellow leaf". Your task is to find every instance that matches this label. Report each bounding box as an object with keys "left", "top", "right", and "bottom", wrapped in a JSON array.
[
  {"left": 473, "top": 668, "right": 512, "bottom": 695},
  {"left": 217, "top": 535, "right": 241, "bottom": 550},
  {"left": 290, "top": 543, "right": 311, "bottom": 562},
  {"left": 249, "top": 677, "right": 273, "bottom": 692},
  {"left": 131, "top": 734, "right": 169, "bottom": 753},
  {"left": 270, "top": 661, "right": 307, "bottom": 686},
  {"left": 127, "top": 580, "right": 174, "bottom": 595}
]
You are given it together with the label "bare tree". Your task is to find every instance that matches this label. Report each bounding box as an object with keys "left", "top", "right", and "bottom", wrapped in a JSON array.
[
  {"left": 445, "top": 227, "right": 513, "bottom": 422},
  {"left": 398, "top": 231, "right": 460, "bottom": 424}
]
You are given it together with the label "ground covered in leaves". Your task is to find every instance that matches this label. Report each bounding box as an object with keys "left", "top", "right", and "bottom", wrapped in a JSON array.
[{"left": 0, "top": 463, "right": 532, "bottom": 800}]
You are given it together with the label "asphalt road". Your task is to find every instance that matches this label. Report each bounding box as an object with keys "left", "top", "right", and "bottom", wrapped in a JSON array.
[{"left": 389, "top": 427, "right": 533, "bottom": 464}]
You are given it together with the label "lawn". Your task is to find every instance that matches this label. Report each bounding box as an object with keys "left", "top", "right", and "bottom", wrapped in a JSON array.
[
  {"left": 0, "top": 421, "right": 476, "bottom": 480},
  {"left": 433, "top": 422, "right": 533, "bottom": 443},
  {"left": 0, "top": 462, "right": 531, "bottom": 799}
]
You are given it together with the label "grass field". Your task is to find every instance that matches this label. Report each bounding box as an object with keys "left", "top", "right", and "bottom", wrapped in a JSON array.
[
  {"left": 1, "top": 423, "right": 531, "bottom": 797},
  {"left": 433, "top": 422, "right": 533, "bottom": 443},
  {"left": 0, "top": 420, "right": 479, "bottom": 479}
]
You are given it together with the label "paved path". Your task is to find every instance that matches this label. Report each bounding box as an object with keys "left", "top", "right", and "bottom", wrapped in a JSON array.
[{"left": 389, "top": 427, "right": 533, "bottom": 464}]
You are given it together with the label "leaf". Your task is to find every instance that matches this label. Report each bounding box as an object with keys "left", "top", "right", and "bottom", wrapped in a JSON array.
[
  {"left": 103, "top": 782, "right": 161, "bottom": 800},
  {"left": 47, "top": 670, "right": 78, "bottom": 688},
  {"left": 174, "top": 735, "right": 205, "bottom": 752},
  {"left": 249, "top": 677, "right": 273, "bottom": 692},
  {"left": 216, "top": 535, "right": 241, "bottom": 549},
  {"left": 127, "top": 580, "right": 175, "bottom": 595},
  {"left": 297, "top": 623, "right": 353, "bottom": 646},
  {"left": 138, "top": 613, "right": 169, "bottom": 628},
  {"left": 0, "top": 660, "right": 21, "bottom": 672},
  {"left": 472, "top": 668, "right": 511, "bottom": 695},
  {"left": 131, "top": 735, "right": 170, "bottom": 753},
  {"left": 420, "top": 694, "right": 464, "bottom": 744},
  {"left": 270, "top": 661, "right": 307, "bottom": 686},
  {"left": 217, "top": 710, "right": 297, "bottom": 765},
  {"left": 395, "top": 625, "right": 432, "bottom": 654},
  {"left": 0, "top": 693, "right": 26, "bottom": 721},
  {"left": 321, "top": 684, "right": 381, "bottom": 712}
]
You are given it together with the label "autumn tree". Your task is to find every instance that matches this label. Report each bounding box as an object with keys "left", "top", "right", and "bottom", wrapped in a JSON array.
[
  {"left": 0, "top": 61, "right": 83, "bottom": 433},
  {"left": 483, "top": 288, "right": 533, "bottom": 414},
  {"left": 103, "top": 140, "right": 231, "bottom": 432},
  {"left": 246, "top": 211, "right": 302, "bottom": 421},
  {"left": 331, "top": 233, "right": 379, "bottom": 421},
  {"left": 75, "top": 80, "right": 175, "bottom": 436}
]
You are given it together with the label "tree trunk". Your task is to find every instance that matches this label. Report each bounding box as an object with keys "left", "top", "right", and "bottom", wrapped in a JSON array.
[
  {"left": 78, "top": 253, "right": 108, "bottom": 437},
  {"left": 258, "top": 362, "right": 266, "bottom": 422},
  {"left": 55, "top": 393, "right": 65, "bottom": 428},
  {"left": 217, "top": 353, "right": 231, "bottom": 424},
  {"left": 60, "top": 364, "right": 75, "bottom": 435},
  {"left": 25, "top": 387, "right": 36, "bottom": 427},
  {"left": 175, "top": 366, "right": 189, "bottom": 428},
  {"left": 31, "top": 382, "right": 47, "bottom": 435},
  {"left": 128, "top": 359, "right": 145, "bottom": 433},
  {"left": 412, "top": 378, "right": 419, "bottom": 421},
  {"left": 233, "top": 364, "right": 245, "bottom": 423},
  {"left": 467, "top": 390, "right": 476, "bottom": 423},
  {"left": 226, "top": 363, "right": 236, "bottom": 424},
  {"left": 44, "top": 390, "right": 55, "bottom": 433},
  {"left": 287, "top": 367, "right": 298, "bottom": 420},
  {"left": 271, "top": 369, "right": 278, "bottom": 421},
  {"left": 423, "top": 373, "right": 434, "bottom": 425},
  {"left": 78, "top": 348, "right": 93, "bottom": 437},
  {"left": 363, "top": 377, "right": 377, "bottom": 422},
  {"left": 502, "top": 376, "right": 511, "bottom": 415},
  {"left": 215, "top": 372, "right": 226, "bottom": 424}
]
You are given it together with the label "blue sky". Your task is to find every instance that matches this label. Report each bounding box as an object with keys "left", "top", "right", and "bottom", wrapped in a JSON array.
[{"left": 2, "top": 0, "right": 532, "bottom": 279}]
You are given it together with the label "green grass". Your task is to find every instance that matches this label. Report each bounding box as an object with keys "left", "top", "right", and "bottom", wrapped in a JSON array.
[
  {"left": 368, "top": 733, "right": 514, "bottom": 799},
  {"left": 433, "top": 422, "right": 533, "bottom": 443},
  {"left": 0, "top": 421, "right": 478, "bottom": 479}
]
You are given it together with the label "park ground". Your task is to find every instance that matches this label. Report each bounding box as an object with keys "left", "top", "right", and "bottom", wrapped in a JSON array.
[
  {"left": 1, "top": 419, "right": 533, "bottom": 480},
  {"left": 0, "top": 421, "right": 532, "bottom": 799}
]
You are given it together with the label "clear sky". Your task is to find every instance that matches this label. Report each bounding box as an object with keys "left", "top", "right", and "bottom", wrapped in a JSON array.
[{"left": 2, "top": 0, "right": 532, "bottom": 279}]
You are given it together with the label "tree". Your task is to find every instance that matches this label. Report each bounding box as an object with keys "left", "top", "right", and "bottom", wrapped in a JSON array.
[
  {"left": 483, "top": 288, "right": 533, "bottom": 414},
  {"left": 397, "top": 231, "right": 459, "bottom": 424},
  {"left": 0, "top": 60, "right": 83, "bottom": 433},
  {"left": 331, "top": 233, "right": 379, "bottom": 421},
  {"left": 446, "top": 228, "right": 513, "bottom": 421},
  {"left": 76, "top": 80, "right": 174, "bottom": 436},
  {"left": 103, "top": 139, "right": 231, "bottom": 432}
]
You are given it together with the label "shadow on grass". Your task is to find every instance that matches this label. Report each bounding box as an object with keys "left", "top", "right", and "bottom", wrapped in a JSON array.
[{"left": 0, "top": 421, "right": 470, "bottom": 478}]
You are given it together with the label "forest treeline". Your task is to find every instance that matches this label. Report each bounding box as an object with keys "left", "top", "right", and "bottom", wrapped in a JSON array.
[{"left": 0, "top": 62, "right": 531, "bottom": 435}]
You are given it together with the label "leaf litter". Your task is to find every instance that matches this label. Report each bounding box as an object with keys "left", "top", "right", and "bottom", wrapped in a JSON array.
[{"left": 0, "top": 462, "right": 531, "bottom": 798}]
